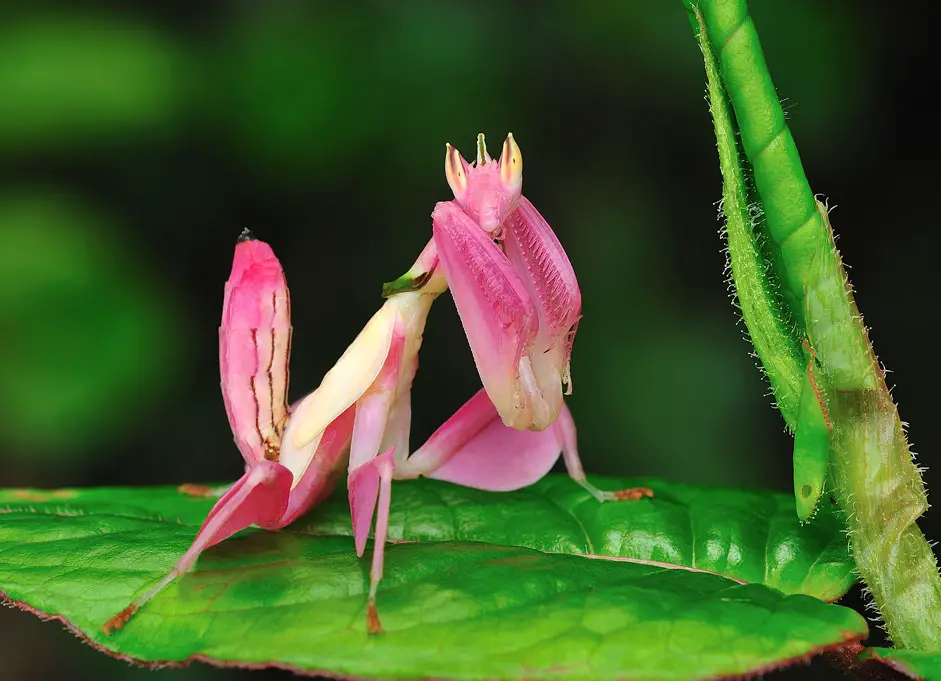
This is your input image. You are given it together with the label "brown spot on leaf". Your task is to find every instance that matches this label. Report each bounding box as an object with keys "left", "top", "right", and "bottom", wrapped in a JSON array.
[
  {"left": 613, "top": 487, "right": 654, "bottom": 501},
  {"left": 177, "top": 484, "right": 214, "bottom": 498},
  {"left": 9, "top": 490, "right": 76, "bottom": 501}
]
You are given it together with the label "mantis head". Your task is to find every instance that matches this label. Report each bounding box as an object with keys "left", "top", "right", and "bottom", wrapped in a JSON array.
[{"left": 444, "top": 132, "right": 523, "bottom": 236}]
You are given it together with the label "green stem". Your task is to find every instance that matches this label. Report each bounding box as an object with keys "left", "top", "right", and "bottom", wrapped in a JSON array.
[
  {"left": 805, "top": 205, "right": 941, "bottom": 649},
  {"left": 684, "top": 0, "right": 941, "bottom": 649},
  {"left": 689, "top": 2, "right": 803, "bottom": 428},
  {"left": 692, "top": 0, "right": 830, "bottom": 329}
]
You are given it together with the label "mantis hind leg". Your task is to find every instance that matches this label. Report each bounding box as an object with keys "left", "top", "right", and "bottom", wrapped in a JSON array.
[
  {"left": 555, "top": 404, "right": 653, "bottom": 503},
  {"left": 408, "top": 388, "right": 653, "bottom": 502},
  {"left": 103, "top": 461, "right": 293, "bottom": 634},
  {"left": 348, "top": 449, "right": 396, "bottom": 635}
]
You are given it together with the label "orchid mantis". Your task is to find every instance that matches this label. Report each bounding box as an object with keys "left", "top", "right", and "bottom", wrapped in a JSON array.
[{"left": 104, "top": 134, "right": 651, "bottom": 637}]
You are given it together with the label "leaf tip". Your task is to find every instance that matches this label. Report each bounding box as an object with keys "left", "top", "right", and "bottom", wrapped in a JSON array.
[
  {"left": 177, "top": 483, "right": 214, "bottom": 498},
  {"left": 795, "top": 483, "right": 824, "bottom": 524}
]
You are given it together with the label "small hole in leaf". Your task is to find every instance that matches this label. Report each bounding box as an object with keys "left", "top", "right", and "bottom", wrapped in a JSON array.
[{"left": 801, "top": 485, "right": 812, "bottom": 498}]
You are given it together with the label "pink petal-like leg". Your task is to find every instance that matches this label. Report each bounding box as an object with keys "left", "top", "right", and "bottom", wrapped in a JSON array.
[
  {"left": 348, "top": 449, "right": 395, "bottom": 635},
  {"left": 349, "top": 323, "right": 406, "bottom": 471},
  {"left": 406, "top": 389, "right": 653, "bottom": 501},
  {"left": 103, "top": 461, "right": 293, "bottom": 634},
  {"left": 432, "top": 201, "right": 538, "bottom": 430},
  {"left": 342, "top": 322, "right": 407, "bottom": 634},
  {"left": 384, "top": 387, "right": 413, "bottom": 470},
  {"left": 403, "top": 388, "right": 561, "bottom": 490},
  {"left": 275, "top": 406, "right": 356, "bottom": 527},
  {"left": 554, "top": 405, "right": 653, "bottom": 502}
]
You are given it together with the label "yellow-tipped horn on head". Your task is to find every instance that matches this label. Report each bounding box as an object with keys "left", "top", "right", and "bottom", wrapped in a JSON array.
[
  {"left": 499, "top": 132, "right": 522, "bottom": 188},
  {"left": 476, "top": 132, "right": 492, "bottom": 166},
  {"left": 445, "top": 143, "right": 468, "bottom": 198}
]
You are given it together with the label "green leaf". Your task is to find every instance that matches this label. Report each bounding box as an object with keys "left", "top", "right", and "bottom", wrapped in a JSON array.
[
  {"left": 859, "top": 648, "right": 941, "bottom": 681},
  {"left": 0, "top": 475, "right": 856, "bottom": 601},
  {"left": 0, "top": 477, "right": 865, "bottom": 679}
]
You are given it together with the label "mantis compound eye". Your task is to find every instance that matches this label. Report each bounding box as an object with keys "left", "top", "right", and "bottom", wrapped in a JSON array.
[
  {"left": 499, "top": 132, "right": 523, "bottom": 189},
  {"left": 444, "top": 142, "right": 469, "bottom": 199}
]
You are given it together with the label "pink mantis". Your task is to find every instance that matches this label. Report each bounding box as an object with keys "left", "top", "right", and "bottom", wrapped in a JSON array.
[{"left": 103, "top": 134, "right": 651, "bottom": 636}]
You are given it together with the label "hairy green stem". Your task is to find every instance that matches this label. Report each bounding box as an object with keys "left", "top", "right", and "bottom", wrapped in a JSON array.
[
  {"left": 684, "top": 0, "right": 941, "bottom": 649},
  {"left": 691, "top": 0, "right": 830, "bottom": 329},
  {"left": 689, "top": 1, "right": 803, "bottom": 428},
  {"left": 805, "top": 206, "right": 941, "bottom": 649}
]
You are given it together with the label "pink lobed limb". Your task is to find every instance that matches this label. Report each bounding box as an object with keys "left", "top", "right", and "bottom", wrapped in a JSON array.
[
  {"left": 273, "top": 406, "right": 356, "bottom": 527},
  {"left": 195, "top": 461, "right": 293, "bottom": 537},
  {"left": 368, "top": 451, "right": 394, "bottom": 635},
  {"left": 347, "top": 449, "right": 396, "bottom": 635},
  {"left": 281, "top": 304, "right": 398, "bottom": 478},
  {"left": 409, "top": 388, "right": 563, "bottom": 491},
  {"left": 384, "top": 387, "right": 413, "bottom": 470},
  {"left": 103, "top": 461, "right": 293, "bottom": 634},
  {"left": 432, "top": 200, "right": 538, "bottom": 430},
  {"left": 348, "top": 460, "right": 380, "bottom": 559},
  {"left": 554, "top": 404, "right": 654, "bottom": 502},
  {"left": 398, "top": 387, "right": 495, "bottom": 478},
  {"left": 348, "top": 324, "right": 406, "bottom": 472}
]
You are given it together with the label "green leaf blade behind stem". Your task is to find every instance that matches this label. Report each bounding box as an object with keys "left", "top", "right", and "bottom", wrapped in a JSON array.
[{"left": 0, "top": 477, "right": 865, "bottom": 680}]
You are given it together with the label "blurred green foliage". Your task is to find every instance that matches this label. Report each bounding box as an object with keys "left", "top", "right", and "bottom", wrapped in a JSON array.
[
  {"left": 0, "top": 190, "right": 182, "bottom": 462},
  {"left": 0, "top": 2, "right": 931, "bottom": 679},
  {"left": 0, "top": 13, "right": 187, "bottom": 151}
]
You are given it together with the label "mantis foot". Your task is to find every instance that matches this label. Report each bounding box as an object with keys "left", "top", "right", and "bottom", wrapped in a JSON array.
[
  {"left": 577, "top": 479, "right": 654, "bottom": 503},
  {"left": 367, "top": 600, "right": 384, "bottom": 635}
]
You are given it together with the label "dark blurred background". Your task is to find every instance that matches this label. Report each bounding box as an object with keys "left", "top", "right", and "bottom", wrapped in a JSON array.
[{"left": 0, "top": 1, "right": 935, "bottom": 679}]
